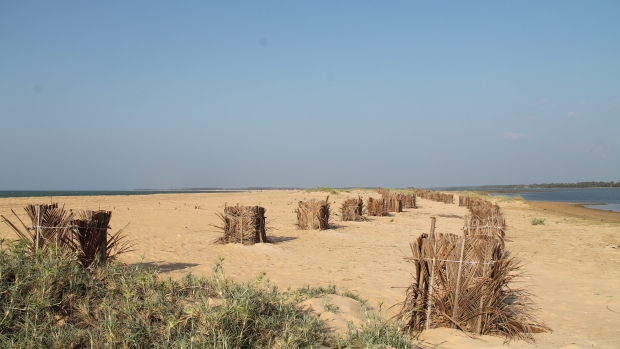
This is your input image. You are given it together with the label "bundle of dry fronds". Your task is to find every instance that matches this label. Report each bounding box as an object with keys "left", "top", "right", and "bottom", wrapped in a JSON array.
[
  {"left": 383, "top": 192, "right": 403, "bottom": 213},
  {"left": 400, "top": 193, "right": 417, "bottom": 209},
  {"left": 469, "top": 200, "right": 501, "bottom": 218},
  {"left": 459, "top": 195, "right": 477, "bottom": 207},
  {"left": 463, "top": 213, "right": 506, "bottom": 242},
  {"left": 215, "top": 205, "right": 269, "bottom": 244},
  {"left": 1, "top": 205, "right": 132, "bottom": 266},
  {"left": 414, "top": 189, "right": 454, "bottom": 204},
  {"left": 296, "top": 196, "right": 330, "bottom": 230},
  {"left": 340, "top": 196, "right": 365, "bottom": 221},
  {"left": 68, "top": 210, "right": 133, "bottom": 267},
  {"left": 398, "top": 225, "right": 549, "bottom": 342},
  {"left": 376, "top": 187, "right": 388, "bottom": 195},
  {"left": 376, "top": 188, "right": 417, "bottom": 209},
  {"left": 459, "top": 197, "right": 506, "bottom": 242},
  {"left": 1, "top": 203, "right": 74, "bottom": 252},
  {"left": 459, "top": 196, "right": 499, "bottom": 215},
  {"left": 367, "top": 197, "right": 386, "bottom": 216}
]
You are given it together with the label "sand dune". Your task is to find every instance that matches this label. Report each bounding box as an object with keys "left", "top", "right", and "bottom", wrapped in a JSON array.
[{"left": 0, "top": 190, "right": 618, "bottom": 348}]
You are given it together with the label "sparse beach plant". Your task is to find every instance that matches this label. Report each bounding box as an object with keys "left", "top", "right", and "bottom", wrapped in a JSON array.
[
  {"left": 305, "top": 187, "right": 339, "bottom": 195},
  {"left": 323, "top": 299, "right": 340, "bottom": 313},
  {"left": 332, "top": 312, "right": 415, "bottom": 349},
  {"left": 531, "top": 218, "right": 546, "bottom": 225}
]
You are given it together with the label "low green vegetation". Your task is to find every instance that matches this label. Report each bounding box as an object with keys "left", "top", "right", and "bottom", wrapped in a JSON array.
[
  {"left": 0, "top": 240, "right": 414, "bottom": 348},
  {"left": 453, "top": 191, "right": 524, "bottom": 203},
  {"left": 531, "top": 218, "right": 546, "bottom": 225},
  {"left": 305, "top": 187, "right": 339, "bottom": 195}
]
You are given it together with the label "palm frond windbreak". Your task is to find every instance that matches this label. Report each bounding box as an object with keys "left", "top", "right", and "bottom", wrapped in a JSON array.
[{"left": 1, "top": 204, "right": 133, "bottom": 267}]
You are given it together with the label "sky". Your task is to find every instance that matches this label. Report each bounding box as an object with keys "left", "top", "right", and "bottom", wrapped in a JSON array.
[{"left": 1, "top": 1, "right": 619, "bottom": 190}]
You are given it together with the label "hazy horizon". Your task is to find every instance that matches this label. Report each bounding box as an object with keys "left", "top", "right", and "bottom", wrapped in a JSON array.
[{"left": 1, "top": 2, "right": 618, "bottom": 190}]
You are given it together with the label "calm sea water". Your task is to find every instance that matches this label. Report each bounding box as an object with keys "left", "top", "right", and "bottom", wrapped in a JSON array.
[
  {"left": 0, "top": 190, "right": 245, "bottom": 199},
  {"left": 496, "top": 188, "right": 620, "bottom": 213}
]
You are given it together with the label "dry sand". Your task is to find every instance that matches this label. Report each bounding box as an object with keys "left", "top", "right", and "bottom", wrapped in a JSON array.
[{"left": 1, "top": 191, "right": 618, "bottom": 348}]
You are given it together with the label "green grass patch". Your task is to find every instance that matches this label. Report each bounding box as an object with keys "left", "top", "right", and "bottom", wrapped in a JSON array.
[
  {"left": 531, "top": 218, "right": 546, "bottom": 225},
  {"left": 305, "top": 187, "right": 339, "bottom": 195},
  {"left": 333, "top": 315, "right": 414, "bottom": 349},
  {"left": 0, "top": 240, "right": 413, "bottom": 348}
]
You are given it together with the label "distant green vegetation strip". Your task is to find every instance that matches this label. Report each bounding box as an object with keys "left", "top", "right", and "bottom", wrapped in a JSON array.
[
  {"left": 444, "top": 181, "right": 620, "bottom": 190},
  {"left": 521, "top": 181, "right": 620, "bottom": 188},
  {"left": 304, "top": 187, "right": 340, "bottom": 195},
  {"left": 452, "top": 191, "right": 524, "bottom": 203},
  {"left": 0, "top": 240, "right": 413, "bottom": 348}
]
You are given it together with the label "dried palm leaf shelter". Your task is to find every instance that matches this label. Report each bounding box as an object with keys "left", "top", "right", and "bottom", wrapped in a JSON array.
[
  {"left": 1, "top": 204, "right": 132, "bottom": 267},
  {"left": 366, "top": 197, "right": 386, "bottom": 216},
  {"left": 1, "top": 203, "right": 74, "bottom": 252},
  {"left": 215, "top": 204, "right": 268, "bottom": 244},
  {"left": 398, "top": 218, "right": 549, "bottom": 342},
  {"left": 69, "top": 210, "right": 133, "bottom": 267},
  {"left": 340, "top": 196, "right": 365, "bottom": 221},
  {"left": 296, "top": 196, "right": 330, "bottom": 230}
]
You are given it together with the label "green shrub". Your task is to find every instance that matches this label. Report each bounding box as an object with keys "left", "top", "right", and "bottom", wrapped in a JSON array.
[
  {"left": 531, "top": 218, "right": 546, "bottom": 225},
  {"left": 333, "top": 313, "right": 414, "bottom": 349},
  {"left": 0, "top": 242, "right": 328, "bottom": 348},
  {"left": 0, "top": 240, "right": 414, "bottom": 348}
]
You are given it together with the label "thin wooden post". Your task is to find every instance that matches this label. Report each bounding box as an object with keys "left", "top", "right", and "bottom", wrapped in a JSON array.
[
  {"left": 476, "top": 245, "right": 491, "bottom": 334},
  {"left": 101, "top": 212, "right": 109, "bottom": 263},
  {"left": 425, "top": 229, "right": 438, "bottom": 330},
  {"left": 451, "top": 236, "right": 466, "bottom": 327},
  {"left": 35, "top": 205, "right": 41, "bottom": 252},
  {"left": 238, "top": 204, "right": 243, "bottom": 244}
]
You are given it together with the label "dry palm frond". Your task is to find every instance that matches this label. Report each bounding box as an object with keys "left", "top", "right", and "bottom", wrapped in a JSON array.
[
  {"left": 341, "top": 196, "right": 365, "bottom": 221},
  {"left": 296, "top": 196, "right": 330, "bottom": 230},
  {"left": 398, "top": 227, "right": 549, "bottom": 342},
  {"left": 214, "top": 205, "right": 268, "bottom": 244},
  {"left": 463, "top": 214, "right": 506, "bottom": 243},
  {"left": 414, "top": 189, "right": 454, "bottom": 204},
  {"left": 383, "top": 193, "right": 402, "bottom": 213},
  {"left": 1, "top": 203, "right": 74, "bottom": 253},
  {"left": 68, "top": 210, "right": 133, "bottom": 267},
  {"left": 460, "top": 197, "right": 506, "bottom": 243},
  {"left": 367, "top": 197, "right": 386, "bottom": 216},
  {"left": 400, "top": 193, "right": 417, "bottom": 209}
]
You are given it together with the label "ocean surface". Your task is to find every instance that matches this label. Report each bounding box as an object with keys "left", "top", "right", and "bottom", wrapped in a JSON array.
[
  {"left": 493, "top": 188, "right": 620, "bottom": 213},
  {"left": 0, "top": 190, "right": 246, "bottom": 199}
]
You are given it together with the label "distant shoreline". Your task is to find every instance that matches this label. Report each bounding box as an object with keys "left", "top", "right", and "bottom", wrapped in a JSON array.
[{"left": 526, "top": 201, "right": 620, "bottom": 224}]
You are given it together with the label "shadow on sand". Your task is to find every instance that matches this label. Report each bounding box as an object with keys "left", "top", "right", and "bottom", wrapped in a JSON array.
[{"left": 133, "top": 261, "right": 200, "bottom": 273}]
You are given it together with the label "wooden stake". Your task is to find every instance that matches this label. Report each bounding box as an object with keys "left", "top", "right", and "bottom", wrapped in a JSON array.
[
  {"left": 238, "top": 204, "right": 242, "bottom": 244},
  {"left": 35, "top": 205, "right": 40, "bottom": 253},
  {"left": 425, "top": 230, "right": 438, "bottom": 330},
  {"left": 451, "top": 236, "right": 466, "bottom": 327}
]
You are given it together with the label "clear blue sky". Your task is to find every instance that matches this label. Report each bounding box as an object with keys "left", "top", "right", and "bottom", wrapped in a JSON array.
[{"left": 1, "top": 1, "right": 618, "bottom": 189}]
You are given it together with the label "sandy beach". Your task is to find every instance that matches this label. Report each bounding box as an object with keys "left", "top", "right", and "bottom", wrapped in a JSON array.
[{"left": 1, "top": 191, "right": 618, "bottom": 348}]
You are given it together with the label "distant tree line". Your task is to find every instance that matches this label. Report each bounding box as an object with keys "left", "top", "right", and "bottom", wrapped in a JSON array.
[
  {"left": 523, "top": 181, "right": 619, "bottom": 188},
  {"left": 442, "top": 181, "right": 620, "bottom": 191}
]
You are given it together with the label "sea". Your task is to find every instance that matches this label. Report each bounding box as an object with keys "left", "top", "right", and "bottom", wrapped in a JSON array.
[{"left": 489, "top": 188, "right": 620, "bottom": 213}]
